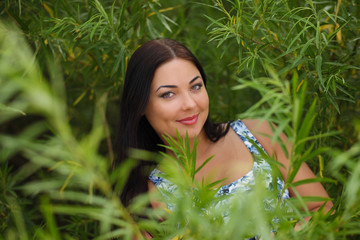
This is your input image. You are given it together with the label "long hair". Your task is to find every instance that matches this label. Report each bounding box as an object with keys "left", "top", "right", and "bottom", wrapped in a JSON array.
[{"left": 116, "top": 39, "right": 230, "bottom": 205}]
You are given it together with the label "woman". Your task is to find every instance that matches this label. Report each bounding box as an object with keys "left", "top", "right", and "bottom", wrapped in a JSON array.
[{"left": 116, "top": 39, "right": 332, "bottom": 234}]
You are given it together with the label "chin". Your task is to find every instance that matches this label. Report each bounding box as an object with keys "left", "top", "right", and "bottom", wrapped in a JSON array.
[
  {"left": 163, "top": 120, "right": 206, "bottom": 141},
  {"left": 175, "top": 127, "right": 202, "bottom": 140}
]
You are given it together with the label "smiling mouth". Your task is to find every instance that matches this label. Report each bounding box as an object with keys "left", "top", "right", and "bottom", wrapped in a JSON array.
[{"left": 176, "top": 114, "right": 199, "bottom": 125}]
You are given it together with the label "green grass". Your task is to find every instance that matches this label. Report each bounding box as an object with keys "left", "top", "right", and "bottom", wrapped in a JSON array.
[{"left": 0, "top": 0, "right": 359, "bottom": 239}]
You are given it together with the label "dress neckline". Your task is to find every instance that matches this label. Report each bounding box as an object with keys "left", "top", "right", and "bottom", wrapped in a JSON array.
[
  {"left": 216, "top": 121, "right": 258, "bottom": 192},
  {"left": 149, "top": 120, "right": 266, "bottom": 192}
]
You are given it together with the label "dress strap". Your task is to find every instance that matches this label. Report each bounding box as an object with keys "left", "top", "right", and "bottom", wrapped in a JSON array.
[{"left": 230, "top": 119, "right": 266, "bottom": 155}]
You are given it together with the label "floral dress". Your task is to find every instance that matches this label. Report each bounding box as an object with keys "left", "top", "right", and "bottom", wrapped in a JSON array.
[{"left": 149, "top": 119, "right": 290, "bottom": 239}]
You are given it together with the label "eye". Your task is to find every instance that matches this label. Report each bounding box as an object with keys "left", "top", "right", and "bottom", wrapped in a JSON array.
[
  {"left": 160, "top": 91, "right": 174, "bottom": 99},
  {"left": 191, "top": 83, "right": 203, "bottom": 91}
]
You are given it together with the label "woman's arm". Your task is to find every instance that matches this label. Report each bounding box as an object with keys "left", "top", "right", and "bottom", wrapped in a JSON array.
[
  {"left": 148, "top": 181, "right": 167, "bottom": 209},
  {"left": 243, "top": 119, "right": 333, "bottom": 227}
]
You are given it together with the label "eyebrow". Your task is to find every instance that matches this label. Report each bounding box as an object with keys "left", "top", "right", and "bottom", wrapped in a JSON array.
[{"left": 155, "top": 76, "right": 201, "bottom": 92}]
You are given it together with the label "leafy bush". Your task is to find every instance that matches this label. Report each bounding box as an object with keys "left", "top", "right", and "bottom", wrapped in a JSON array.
[{"left": 0, "top": 0, "right": 359, "bottom": 239}]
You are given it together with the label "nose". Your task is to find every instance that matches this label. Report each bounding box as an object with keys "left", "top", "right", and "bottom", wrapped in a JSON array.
[{"left": 181, "top": 92, "right": 196, "bottom": 111}]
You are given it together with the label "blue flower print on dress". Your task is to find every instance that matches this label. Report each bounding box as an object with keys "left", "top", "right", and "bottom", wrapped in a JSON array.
[
  {"left": 149, "top": 119, "right": 290, "bottom": 205},
  {"left": 148, "top": 119, "right": 291, "bottom": 239}
]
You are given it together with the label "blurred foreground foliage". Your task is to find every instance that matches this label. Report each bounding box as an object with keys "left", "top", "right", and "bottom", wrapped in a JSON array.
[{"left": 0, "top": 0, "right": 359, "bottom": 239}]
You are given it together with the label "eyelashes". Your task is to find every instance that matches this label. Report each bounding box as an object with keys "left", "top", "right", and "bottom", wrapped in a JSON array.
[
  {"left": 191, "top": 83, "right": 203, "bottom": 91},
  {"left": 159, "top": 83, "right": 203, "bottom": 99},
  {"left": 160, "top": 92, "right": 174, "bottom": 99}
]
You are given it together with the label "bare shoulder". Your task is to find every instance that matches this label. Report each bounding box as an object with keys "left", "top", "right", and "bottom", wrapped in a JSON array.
[
  {"left": 242, "top": 119, "right": 275, "bottom": 144},
  {"left": 241, "top": 119, "right": 289, "bottom": 158},
  {"left": 242, "top": 119, "right": 332, "bottom": 210},
  {"left": 241, "top": 119, "right": 274, "bottom": 135}
]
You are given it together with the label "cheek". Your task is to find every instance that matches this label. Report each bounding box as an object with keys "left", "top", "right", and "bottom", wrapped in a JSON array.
[
  {"left": 200, "top": 91, "right": 209, "bottom": 110},
  {"left": 150, "top": 102, "right": 176, "bottom": 119},
  {"left": 145, "top": 99, "right": 176, "bottom": 130}
]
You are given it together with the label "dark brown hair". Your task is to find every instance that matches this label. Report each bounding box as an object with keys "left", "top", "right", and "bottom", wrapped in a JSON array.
[{"left": 115, "top": 39, "right": 230, "bottom": 205}]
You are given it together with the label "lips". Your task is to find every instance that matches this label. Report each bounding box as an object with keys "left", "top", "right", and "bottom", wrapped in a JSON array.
[{"left": 176, "top": 114, "right": 199, "bottom": 125}]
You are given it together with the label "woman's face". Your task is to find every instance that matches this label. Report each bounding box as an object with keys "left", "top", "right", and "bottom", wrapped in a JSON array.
[{"left": 144, "top": 58, "right": 209, "bottom": 142}]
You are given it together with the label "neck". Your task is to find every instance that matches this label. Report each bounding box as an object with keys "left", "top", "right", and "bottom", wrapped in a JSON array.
[{"left": 163, "top": 129, "right": 213, "bottom": 162}]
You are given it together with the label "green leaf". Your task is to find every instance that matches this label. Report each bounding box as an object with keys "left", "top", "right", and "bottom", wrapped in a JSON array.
[
  {"left": 195, "top": 155, "right": 214, "bottom": 175},
  {"left": 315, "top": 55, "right": 324, "bottom": 87},
  {"left": 292, "top": 177, "right": 337, "bottom": 187},
  {"left": 315, "top": 20, "right": 320, "bottom": 50}
]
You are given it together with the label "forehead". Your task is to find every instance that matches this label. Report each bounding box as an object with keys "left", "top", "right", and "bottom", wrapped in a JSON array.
[{"left": 151, "top": 58, "right": 200, "bottom": 86}]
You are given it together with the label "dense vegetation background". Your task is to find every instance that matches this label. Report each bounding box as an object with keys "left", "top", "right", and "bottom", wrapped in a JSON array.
[{"left": 0, "top": 0, "right": 359, "bottom": 239}]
